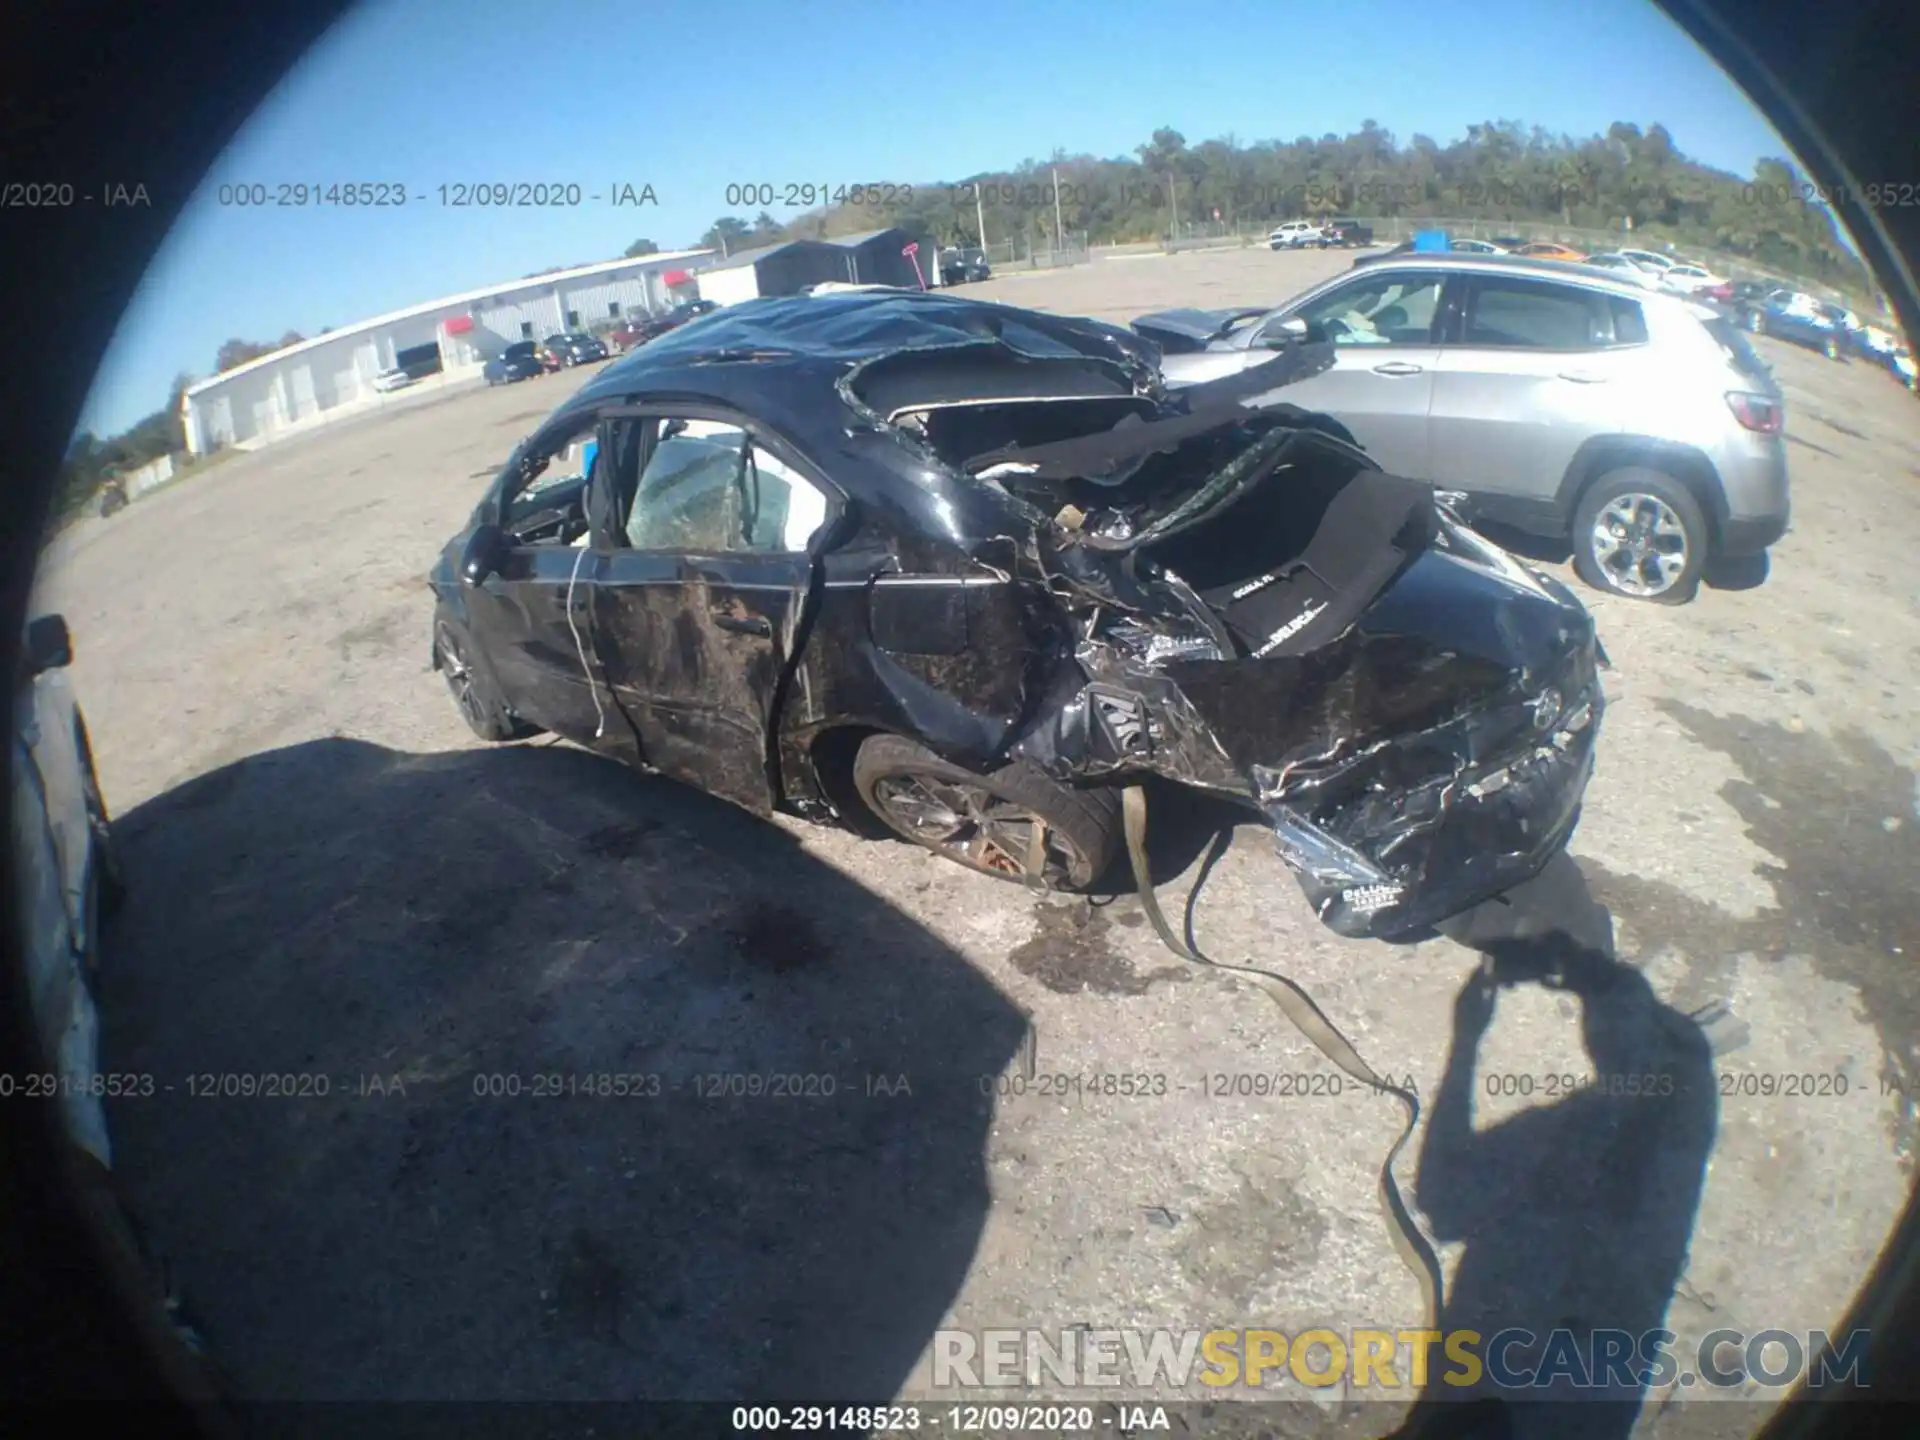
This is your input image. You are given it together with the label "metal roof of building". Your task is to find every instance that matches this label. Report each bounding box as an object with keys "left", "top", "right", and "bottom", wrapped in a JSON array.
[
  {"left": 184, "top": 248, "right": 714, "bottom": 396},
  {"left": 704, "top": 239, "right": 834, "bottom": 271},
  {"left": 817, "top": 227, "right": 912, "bottom": 248}
]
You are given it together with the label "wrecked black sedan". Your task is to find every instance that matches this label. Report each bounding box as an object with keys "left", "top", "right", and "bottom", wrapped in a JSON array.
[{"left": 428, "top": 290, "right": 1604, "bottom": 940}]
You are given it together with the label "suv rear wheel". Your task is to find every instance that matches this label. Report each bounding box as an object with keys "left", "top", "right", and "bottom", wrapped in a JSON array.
[
  {"left": 851, "top": 734, "right": 1120, "bottom": 892},
  {"left": 1571, "top": 467, "right": 1709, "bottom": 605}
]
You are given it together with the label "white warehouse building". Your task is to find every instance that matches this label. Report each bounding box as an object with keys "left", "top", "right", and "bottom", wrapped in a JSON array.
[{"left": 179, "top": 249, "right": 713, "bottom": 455}]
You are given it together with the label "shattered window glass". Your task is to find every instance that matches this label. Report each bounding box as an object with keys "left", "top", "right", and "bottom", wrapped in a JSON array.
[{"left": 624, "top": 420, "right": 828, "bottom": 554}]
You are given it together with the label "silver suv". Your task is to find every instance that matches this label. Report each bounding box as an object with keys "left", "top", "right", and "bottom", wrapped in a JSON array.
[{"left": 1135, "top": 253, "right": 1790, "bottom": 603}]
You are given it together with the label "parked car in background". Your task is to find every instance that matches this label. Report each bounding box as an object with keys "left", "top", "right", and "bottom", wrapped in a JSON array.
[
  {"left": 1449, "top": 238, "right": 1508, "bottom": 254},
  {"left": 1513, "top": 241, "right": 1588, "bottom": 261},
  {"left": 608, "top": 315, "right": 672, "bottom": 352},
  {"left": 1614, "top": 247, "right": 1679, "bottom": 274},
  {"left": 608, "top": 301, "right": 719, "bottom": 352},
  {"left": 1268, "top": 220, "right": 1328, "bottom": 249},
  {"left": 1135, "top": 251, "right": 1789, "bottom": 604},
  {"left": 370, "top": 367, "right": 416, "bottom": 393},
  {"left": 1489, "top": 235, "right": 1529, "bottom": 251},
  {"left": 1659, "top": 264, "right": 1732, "bottom": 300},
  {"left": 97, "top": 471, "right": 129, "bottom": 518},
  {"left": 1319, "top": 219, "right": 1374, "bottom": 248},
  {"left": 1581, "top": 253, "right": 1665, "bottom": 289},
  {"left": 1721, "top": 280, "right": 1775, "bottom": 326},
  {"left": 483, "top": 342, "right": 546, "bottom": 385},
  {"left": 542, "top": 332, "right": 609, "bottom": 367},
  {"left": 939, "top": 247, "right": 993, "bottom": 284},
  {"left": 1853, "top": 321, "right": 1900, "bottom": 361},
  {"left": 1752, "top": 290, "right": 1851, "bottom": 359},
  {"left": 429, "top": 289, "right": 1606, "bottom": 942}
]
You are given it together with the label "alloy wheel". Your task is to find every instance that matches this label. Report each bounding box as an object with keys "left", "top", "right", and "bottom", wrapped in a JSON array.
[
  {"left": 1588, "top": 493, "right": 1691, "bottom": 598},
  {"left": 435, "top": 622, "right": 488, "bottom": 731},
  {"left": 869, "top": 772, "right": 1088, "bottom": 886}
]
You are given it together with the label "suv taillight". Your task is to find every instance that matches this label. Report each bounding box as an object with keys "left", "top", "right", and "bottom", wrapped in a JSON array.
[{"left": 1727, "top": 391, "right": 1783, "bottom": 434}]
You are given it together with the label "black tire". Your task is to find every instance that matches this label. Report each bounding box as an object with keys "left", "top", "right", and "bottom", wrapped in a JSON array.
[
  {"left": 433, "top": 609, "right": 540, "bottom": 742},
  {"left": 851, "top": 733, "right": 1121, "bottom": 892},
  {"left": 74, "top": 715, "right": 127, "bottom": 918},
  {"left": 1570, "top": 467, "right": 1709, "bottom": 605}
]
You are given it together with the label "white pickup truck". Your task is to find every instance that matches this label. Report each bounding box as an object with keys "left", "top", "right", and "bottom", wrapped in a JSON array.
[{"left": 1267, "top": 220, "right": 1329, "bottom": 250}]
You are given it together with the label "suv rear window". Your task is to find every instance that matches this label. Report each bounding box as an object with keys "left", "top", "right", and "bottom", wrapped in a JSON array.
[
  {"left": 1460, "top": 277, "right": 1647, "bottom": 349},
  {"left": 1701, "top": 316, "right": 1772, "bottom": 380},
  {"left": 504, "top": 342, "right": 536, "bottom": 359}
]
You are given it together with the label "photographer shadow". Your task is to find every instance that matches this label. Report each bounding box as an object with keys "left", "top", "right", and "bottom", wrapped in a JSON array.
[
  {"left": 1394, "top": 854, "right": 1719, "bottom": 1440},
  {"left": 95, "top": 737, "right": 1029, "bottom": 1408}
]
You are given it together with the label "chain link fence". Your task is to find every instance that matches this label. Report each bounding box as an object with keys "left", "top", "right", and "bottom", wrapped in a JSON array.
[{"left": 971, "top": 232, "right": 1091, "bottom": 272}]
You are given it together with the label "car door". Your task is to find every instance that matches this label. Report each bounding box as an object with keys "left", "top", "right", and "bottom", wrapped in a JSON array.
[
  {"left": 586, "top": 408, "right": 840, "bottom": 814},
  {"left": 1427, "top": 274, "right": 1637, "bottom": 509},
  {"left": 460, "top": 427, "right": 630, "bottom": 752},
  {"left": 1247, "top": 267, "right": 1449, "bottom": 477}
]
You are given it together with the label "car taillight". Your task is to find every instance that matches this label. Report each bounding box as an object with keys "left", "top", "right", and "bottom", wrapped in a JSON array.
[
  {"left": 1727, "top": 391, "right": 1783, "bottom": 434},
  {"left": 1709, "top": 282, "right": 1733, "bottom": 301}
]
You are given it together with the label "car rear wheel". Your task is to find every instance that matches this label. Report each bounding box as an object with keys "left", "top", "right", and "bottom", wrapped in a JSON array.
[
  {"left": 433, "top": 610, "right": 540, "bottom": 742},
  {"left": 851, "top": 734, "right": 1121, "bottom": 892},
  {"left": 1571, "top": 468, "right": 1708, "bottom": 605}
]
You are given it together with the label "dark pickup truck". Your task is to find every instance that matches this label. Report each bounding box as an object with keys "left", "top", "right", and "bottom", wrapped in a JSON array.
[{"left": 1321, "top": 218, "right": 1374, "bottom": 248}]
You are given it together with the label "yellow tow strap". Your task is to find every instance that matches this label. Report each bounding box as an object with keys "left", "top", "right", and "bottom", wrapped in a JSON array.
[{"left": 1120, "top": 784, "right": 1444, "bottom": 1336}]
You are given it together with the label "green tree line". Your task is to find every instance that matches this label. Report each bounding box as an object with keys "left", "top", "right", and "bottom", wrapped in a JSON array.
[{"left": 691, "top": 119, "right": 1868, "bottom": 290}]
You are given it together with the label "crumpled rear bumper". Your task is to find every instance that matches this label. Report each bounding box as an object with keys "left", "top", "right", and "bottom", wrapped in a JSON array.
[{"left": 1257, "top": 656, "right": 1604, "bottom": 940}]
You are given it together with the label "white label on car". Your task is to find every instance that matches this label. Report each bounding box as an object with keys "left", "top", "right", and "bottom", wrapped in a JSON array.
[{"left": 1253, "top": 600, "right": 1327, "bottom": 657}]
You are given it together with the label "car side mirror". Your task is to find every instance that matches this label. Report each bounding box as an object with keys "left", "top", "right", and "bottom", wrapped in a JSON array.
[
  {"left": 1259, "top": 316, "right": 1310, "bottom": 349},
  {"left": 459, "top": 523, "right": 510, "bottom": 586},
  {"left": 25, "top": 615, "right": 72, "bottom": 674}
]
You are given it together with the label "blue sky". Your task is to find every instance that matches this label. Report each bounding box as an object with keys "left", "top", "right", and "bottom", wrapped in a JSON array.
[{"left": 79, "top": 0, "right": 1804, "bottom": 438}]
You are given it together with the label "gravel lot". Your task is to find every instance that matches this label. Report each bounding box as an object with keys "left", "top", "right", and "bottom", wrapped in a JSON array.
[{"left": 38, "top": 246, "right": 1920, "bottom": 1433}]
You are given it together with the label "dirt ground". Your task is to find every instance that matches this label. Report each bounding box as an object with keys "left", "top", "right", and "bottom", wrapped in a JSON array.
[{"left": 37, "top": 245, "right": 1920, "bottom": 1434}]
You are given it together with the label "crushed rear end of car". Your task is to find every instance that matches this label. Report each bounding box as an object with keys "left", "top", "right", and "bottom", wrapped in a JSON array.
[
  {"left": 840, "top": 317, "right": 1605, "bottom": 940},
  {"left": 613, "top": 292, "right": 1606, "bottom": 940}
]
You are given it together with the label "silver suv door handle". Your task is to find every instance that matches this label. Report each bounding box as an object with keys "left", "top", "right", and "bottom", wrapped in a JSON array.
[{"left": 1371, "top": 361, "right": 1424, "bottom": 376}]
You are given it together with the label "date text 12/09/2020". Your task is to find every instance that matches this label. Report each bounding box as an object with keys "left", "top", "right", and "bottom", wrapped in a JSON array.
[{"left": 211, "top": 183, "right": 659, "bottom": 208}]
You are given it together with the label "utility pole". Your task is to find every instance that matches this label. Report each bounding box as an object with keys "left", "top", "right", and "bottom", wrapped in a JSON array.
[
  {"left": 1052, "top": 167, "right": 1065, "bottom": 259},
  {"left": 975, "top": 183, "right": 988, "bottom": 255},
  {"left": 1168, "top": 169, "right": 1181, "bottom": 244}
]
